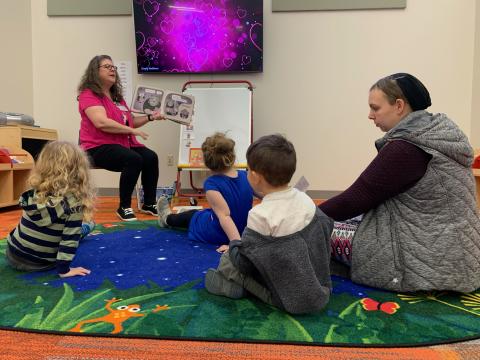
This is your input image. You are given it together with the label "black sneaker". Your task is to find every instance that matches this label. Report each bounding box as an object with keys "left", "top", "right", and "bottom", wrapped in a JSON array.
[
  {"left": 140, "top": 203, "right": 158, "bottom": 216},
  {"left": 116, "top": 207, "right": 137, "bottom": 221},
  {"left": 205, "top": 268, "right": 246, "bottom": 299}
]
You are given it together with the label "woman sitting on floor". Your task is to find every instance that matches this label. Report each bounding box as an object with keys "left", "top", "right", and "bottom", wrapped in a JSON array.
[{"left": 319, "top": 73, "right": 480, "bottom": 293}]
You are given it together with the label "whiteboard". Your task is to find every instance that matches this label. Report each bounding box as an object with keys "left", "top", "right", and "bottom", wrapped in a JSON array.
[{"left": 178, "top": 87, "right": 252, "bottom": 167}]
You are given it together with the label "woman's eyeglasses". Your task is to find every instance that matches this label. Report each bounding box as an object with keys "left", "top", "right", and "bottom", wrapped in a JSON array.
[{"left": 99, "top": 64, "right": 118, "bottom": 71}]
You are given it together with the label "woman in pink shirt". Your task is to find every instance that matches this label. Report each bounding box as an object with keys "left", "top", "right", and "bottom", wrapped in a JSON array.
[{"left": 78, "top": 55, "right": 165, "bottom": 221}]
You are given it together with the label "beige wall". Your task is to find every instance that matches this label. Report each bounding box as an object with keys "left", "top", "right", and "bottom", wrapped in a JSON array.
[
  {"left": 472, "top": 0, "right": 480, "bottom": 148},
  {"left": 0, "top": 0, "right": 33, "bottom": 115},
  {"left": 13, "top": 0, "right": 480, "bottom": 191}
]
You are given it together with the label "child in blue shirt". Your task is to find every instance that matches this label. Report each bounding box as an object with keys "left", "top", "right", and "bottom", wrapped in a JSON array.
[{"left": 157, "top": 133, "right": 253, "bottom": 252}]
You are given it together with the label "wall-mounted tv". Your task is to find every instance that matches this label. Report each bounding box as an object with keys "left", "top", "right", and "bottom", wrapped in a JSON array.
[{"left": 133, "top": 0, "right": 263, "bottom": 74}]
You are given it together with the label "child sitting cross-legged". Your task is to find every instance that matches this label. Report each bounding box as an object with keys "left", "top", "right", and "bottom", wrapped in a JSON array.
[{"left": 205, "top": 134, "right": 333, "bottom": 314}]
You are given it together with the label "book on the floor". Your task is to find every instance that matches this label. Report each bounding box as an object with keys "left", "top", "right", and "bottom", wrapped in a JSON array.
[
  {"left": 293, "top": 175, "right": 309, "bottom": 192},
  {"left": 131, "top": 85, "right": 195, "bottom": 126}
]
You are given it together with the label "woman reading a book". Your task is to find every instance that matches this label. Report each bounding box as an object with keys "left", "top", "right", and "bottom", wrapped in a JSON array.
[
  {"left": 78, "top": 54, "right": 165, "bottom": 221},
  {"left": 319, "top": 73, "right": 480, "bottom": 293}
]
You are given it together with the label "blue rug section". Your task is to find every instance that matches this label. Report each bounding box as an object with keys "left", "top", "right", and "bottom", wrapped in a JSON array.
[
  {"left": 22, "top": 225, "right": 222, "bottom": 291},
  {"left": 333, "top": 276, "right": 378, "bottom": 297}
]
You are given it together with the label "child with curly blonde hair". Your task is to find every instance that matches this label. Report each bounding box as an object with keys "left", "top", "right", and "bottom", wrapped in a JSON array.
[
  {"left": 157, "top": 132, "right": 253, "bottom": 253},
  {"left": 6, "top": 141, "right": 96, "bottom": 278}
]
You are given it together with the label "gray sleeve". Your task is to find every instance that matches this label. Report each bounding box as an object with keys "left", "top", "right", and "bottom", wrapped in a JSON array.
[{"left": 229, "top": 240, "right": 258, "bottom": 276}]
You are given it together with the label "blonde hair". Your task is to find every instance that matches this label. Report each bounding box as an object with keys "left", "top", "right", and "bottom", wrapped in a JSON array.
[
  {"left": 201, "top": 132, "right": 236, "bottom": 172},
  {"left": 28, "top": 141, "right": 96, "bottom": 221}
]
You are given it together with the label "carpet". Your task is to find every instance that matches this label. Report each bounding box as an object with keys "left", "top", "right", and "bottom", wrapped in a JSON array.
[{"left": 1, "top": 220, "right": 480, "bottom": 347}]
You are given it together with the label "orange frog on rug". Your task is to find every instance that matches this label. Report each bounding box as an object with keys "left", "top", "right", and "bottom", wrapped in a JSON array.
[{"left": 70, "top": 297, "right": 169, "bottom": 334}]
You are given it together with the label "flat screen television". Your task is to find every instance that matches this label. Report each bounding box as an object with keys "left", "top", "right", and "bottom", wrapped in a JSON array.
[{"left": 132, "top": 0, "right": 263, "bottom": 74}]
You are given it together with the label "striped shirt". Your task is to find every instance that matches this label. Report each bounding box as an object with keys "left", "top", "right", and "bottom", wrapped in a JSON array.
[{"left": 7, "top": 189, "right": 84, "bottom": 274}]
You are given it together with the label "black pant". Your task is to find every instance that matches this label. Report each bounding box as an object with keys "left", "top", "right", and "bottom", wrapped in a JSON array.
[
  {"left": 87, "top": 144, "right": 159, "bottom": 208},
  {"left": 166, "top": 210, "right": 198, "bottom": 228}
]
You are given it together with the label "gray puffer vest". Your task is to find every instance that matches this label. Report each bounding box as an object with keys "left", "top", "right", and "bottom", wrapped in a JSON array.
[{"left": 351, "top": 111, "right": 480, "bottom": 293}]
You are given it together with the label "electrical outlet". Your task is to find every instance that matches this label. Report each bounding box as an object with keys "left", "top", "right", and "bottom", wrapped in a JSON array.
[{"left": 167, "top": 154, "right": 174, "bottom": 166}]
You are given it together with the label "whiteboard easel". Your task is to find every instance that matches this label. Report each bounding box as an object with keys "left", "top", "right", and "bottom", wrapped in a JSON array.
[{"left": 175, "top": 80, "right": 253, "bottom": 199}]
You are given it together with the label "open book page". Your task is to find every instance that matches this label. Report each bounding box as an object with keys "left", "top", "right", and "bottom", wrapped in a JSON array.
[
  {"left": 131, "top": 85, "right": 194, "bottom": 125},
  {"left": 131, "top": 86, "right": 164, "bottom": 114},
  {"left": 163, "top": 92, "right": 195, "bottom": 125}
]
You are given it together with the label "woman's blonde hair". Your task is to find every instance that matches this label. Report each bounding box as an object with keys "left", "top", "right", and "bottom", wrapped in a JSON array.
[
  {"left": 28, "top": 141, "right": 96, "bottom": 221},
  {"left": 201, "top": 132, "right": 236, "bottom": 172},
  {"left": 370, "top": 77, "right": 408, "bottom": 105}
]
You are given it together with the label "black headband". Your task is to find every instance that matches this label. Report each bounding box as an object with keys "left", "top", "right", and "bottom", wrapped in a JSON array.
[{"left": 390, "top": 73, "right": 431, "bottom": 111}]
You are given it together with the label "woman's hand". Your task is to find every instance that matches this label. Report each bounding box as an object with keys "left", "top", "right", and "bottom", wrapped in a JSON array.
[
  {"left": 216, "top": 244, "right": 229, "bottom": 253},
  {"left": 59, "top": 267, "right": 91, "bottom": 278},
  {"left": 151, "top": 110, "right": 166, "bottom": 121},
  {"left": 132, "top": 128, "right": 149, "bottom": 140}
]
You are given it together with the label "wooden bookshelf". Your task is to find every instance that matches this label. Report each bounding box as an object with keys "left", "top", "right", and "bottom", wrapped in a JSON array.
[{"left": 0, "top": 126, "right": 57, "bottom": 208}]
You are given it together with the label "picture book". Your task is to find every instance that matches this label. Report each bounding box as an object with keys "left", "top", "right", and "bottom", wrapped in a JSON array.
[
  {"left": 131, "top": 85, "right": 195, "bottom": 126},
  {"left": 188, "top": 148, "right": 204, "bottom": 167}
]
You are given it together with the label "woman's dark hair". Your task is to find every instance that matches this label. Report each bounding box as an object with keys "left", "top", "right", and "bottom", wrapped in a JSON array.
[
  {"left": 77, "top": 55, "right": 123, "bottom": 102},
  {"left": 246, "top": 134, "right": 296, "bottom": 187},
  {"left": 201, "top": 132, "right": 236, "bottom": 172}
]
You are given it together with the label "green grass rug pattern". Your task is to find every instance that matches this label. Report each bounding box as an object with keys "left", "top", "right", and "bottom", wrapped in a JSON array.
[{"left": 1, "top": 220, "right": 480, "bottom": 346}]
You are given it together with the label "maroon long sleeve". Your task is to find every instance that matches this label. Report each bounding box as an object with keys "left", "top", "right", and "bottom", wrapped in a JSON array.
[{"left": 319, "top": 140, "right": 432, "bottom": 221}]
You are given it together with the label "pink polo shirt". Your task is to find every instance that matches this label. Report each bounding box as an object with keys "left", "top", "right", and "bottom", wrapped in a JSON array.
[{"left": 78, "top": 89, "right": 144, "bottom": 151}]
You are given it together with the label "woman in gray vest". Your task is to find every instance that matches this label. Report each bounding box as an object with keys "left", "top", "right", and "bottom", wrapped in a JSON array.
[{"left": 319, "top": 73, "right": 480, "bottom": 293}]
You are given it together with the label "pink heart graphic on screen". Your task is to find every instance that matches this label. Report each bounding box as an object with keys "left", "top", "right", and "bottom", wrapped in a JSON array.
[
  {"left": 143, "top": 0, "right": 159, "bottom": 17},
  {"left": 237, "top": 8, "right": 247, "bottom": 18},
  {"left": 250, "top": 23, "right": 263, "bottom": 52},
  {"left": 188, "top": 48, "right": 208, "bottom": 70},
  {"left": 160, "top": 20, "right": 174, "bottom": 34},
  {"left": 147, "top": 37, "right": 158, "bottom": 47},
  {"left": 223, "top": 57, "right": 233, "bottom": 68},
  {"left": 187, "top": 39, "right": 196, "bottom": 48},
  {"left": 136, "top": 31, "right": 145, "bottom": 50},
  {"left": 241, "top": 55, "right": 251, "bottom": 65}
]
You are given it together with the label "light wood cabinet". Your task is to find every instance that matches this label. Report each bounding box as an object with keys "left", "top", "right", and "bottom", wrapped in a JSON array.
[
  {"left": 474, "top": 168, "right": 480, "bottom": 209},
  {"left": 0, "top": 126, "right": 58, "bottom": 208}
]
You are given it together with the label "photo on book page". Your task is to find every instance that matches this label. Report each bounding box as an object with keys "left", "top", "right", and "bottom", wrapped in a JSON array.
[
  {"left": 131, "top": 86, "right": 164, "bottom": 115},
  {"left": 163, "top": 92, "right": 195, "bottom": 126}
]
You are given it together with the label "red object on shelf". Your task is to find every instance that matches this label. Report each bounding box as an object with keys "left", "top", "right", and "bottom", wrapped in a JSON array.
[
  {"left": 473, "top": 155, "right": 480, "bottom": 169},
  {"left": 0, "top": 148, "right": 12, "bottom": 166}
]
